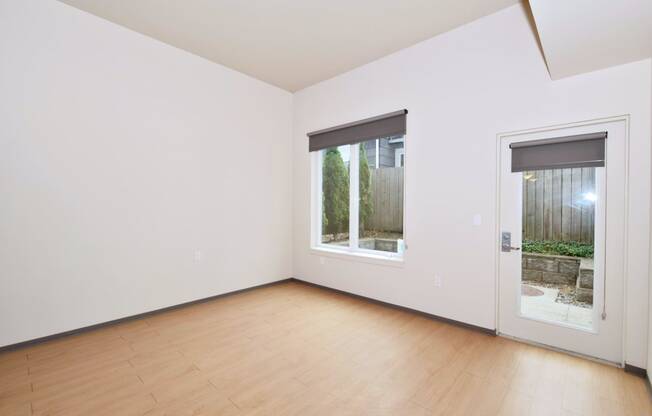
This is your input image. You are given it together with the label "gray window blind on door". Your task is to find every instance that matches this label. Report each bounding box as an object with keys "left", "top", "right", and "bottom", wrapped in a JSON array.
[
  {"left": 307, "top": 109, "right": 407, "bottom": 152},
  {"left": 510, "top": 132, "right": 607, "bottom": 172}
]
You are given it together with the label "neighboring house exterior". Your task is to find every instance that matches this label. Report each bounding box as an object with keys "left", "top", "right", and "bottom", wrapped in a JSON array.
[{"left": 363, "top": 135, "right": 404, "bottom": 168}]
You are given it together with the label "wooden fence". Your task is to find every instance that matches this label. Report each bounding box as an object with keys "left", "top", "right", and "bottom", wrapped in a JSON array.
[
  {"left": 522, "top": 168, "right": 595, "bottom": 243},
  {"left": 367, "top": 167, "right": 403, "bottom": 232}
]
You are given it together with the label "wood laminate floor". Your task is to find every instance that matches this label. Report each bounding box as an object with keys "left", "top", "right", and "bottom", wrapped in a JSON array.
[{"left": 1, "top": 281, "right": 650, "bottom": 415}]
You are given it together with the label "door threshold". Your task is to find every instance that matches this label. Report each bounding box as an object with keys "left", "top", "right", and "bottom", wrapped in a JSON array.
[{"left": 498, "top": 332, "right": 622, "bottom": 368}]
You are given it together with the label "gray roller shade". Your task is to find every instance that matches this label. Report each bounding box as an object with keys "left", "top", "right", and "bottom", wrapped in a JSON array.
[
  {"left": 307, "top": 109, "right": 407, "bottom": 152},
  {"left": 510, "top": 132, "right": 607, "bottom": 172}
]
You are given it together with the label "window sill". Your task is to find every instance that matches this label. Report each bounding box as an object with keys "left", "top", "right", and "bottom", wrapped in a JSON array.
[{"left": 310, "top": 246, "right": 405, "bottom": 268}]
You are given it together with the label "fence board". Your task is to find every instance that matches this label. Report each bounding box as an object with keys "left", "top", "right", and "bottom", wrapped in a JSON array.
[
  {"left": 561, "top": 169, "right": 572, "bottom": 241},
  {"left": 367, "top": 167, "right": 403, "bottom": 232},
  {"left": 581, "top": 168, "right": 594, "bottom": 243},
  {"left": 526, "top": 173, "right": 536, "bottom": 238},
  {"left": 571, "top": 168, "right": 582, "bottom": 241},
  {"left": 534, "top": 171, "right": 544, "bottom": 239},
  {"left": 543, "top": 170, "right": 552, "bottom": 238},
  {"left": 522, "top": 168, "right": 594, "bottom": 243},
  {"left": 551, "top": 170, "right": 562, "bottom": 240}
]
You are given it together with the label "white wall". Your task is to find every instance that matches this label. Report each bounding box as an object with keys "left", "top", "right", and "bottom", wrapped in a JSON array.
[
  {"left": 0, "top": 0, "right": 293, "bottom": 347},
  {"left": 292, "top": 4, "right": 652, "bottom": 368},
  {"left": 648, "top": 63, "right": 652, "bottom": 381}
]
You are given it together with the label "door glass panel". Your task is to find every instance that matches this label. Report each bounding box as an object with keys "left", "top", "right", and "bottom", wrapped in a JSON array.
[{"left": 519, "top": 168, "right": 597, "bottom": 330}]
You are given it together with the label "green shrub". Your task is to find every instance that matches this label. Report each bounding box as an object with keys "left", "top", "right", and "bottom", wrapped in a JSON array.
[
  {"left": 321, "top": 192, "right": 328, "bottom": 229},
  {"left": 358, "top": 144, "right": 373, "bottom": 233},
  {"left": 322, "top": 148, "right": 349, "bottom": 234},
  {"left": 522, "top": 240, "right": 593, "bottom": 258}
]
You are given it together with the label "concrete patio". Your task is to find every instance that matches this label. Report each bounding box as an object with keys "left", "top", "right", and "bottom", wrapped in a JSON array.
[{"left": 521, "top": 284, "right": 593, "bottom": 330}]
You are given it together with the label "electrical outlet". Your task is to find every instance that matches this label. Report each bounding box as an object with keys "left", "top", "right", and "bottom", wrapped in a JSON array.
[
  {"left": 194, "top": 250, "right": 202, "bottom": 262},
  {"left": 434, "top": 275, "right": 442, "bottom": 287},
  {"left": 319, "top": 257, "right": 326, "bottom": 265}
]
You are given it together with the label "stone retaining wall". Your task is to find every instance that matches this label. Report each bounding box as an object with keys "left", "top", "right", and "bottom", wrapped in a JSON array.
[
  {"left": 576, "top": 258, "right": 594, "bottom": 303},
  {"left": 322, "top": 235, "right": 398, "bottom": 252},
  {"left": 359, "top": 238, "right": 397, "bottom": 252},
  {"left": 522, "top": 253, "right": 580, "bottom": 285}
]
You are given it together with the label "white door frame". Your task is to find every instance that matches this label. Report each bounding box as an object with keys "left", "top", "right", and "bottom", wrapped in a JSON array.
[{"left": 494, "top": 115, "right": 630, "bottom": 366}]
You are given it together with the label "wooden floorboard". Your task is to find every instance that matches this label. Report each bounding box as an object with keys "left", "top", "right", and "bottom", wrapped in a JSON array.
[{"left": 0, "top": 281, "right": 650, "bottom": 415}]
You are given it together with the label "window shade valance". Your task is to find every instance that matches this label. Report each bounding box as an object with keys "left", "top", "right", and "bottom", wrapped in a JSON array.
[
  {"left": 307, "top": 109, "right": 407, "bottom": 152},
  {"left": 510, "top": 131, "right": 607, "bottom": 172}
]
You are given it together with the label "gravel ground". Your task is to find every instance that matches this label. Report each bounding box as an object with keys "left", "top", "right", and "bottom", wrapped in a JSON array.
[{"left": 527, "top": 282, "right": 593, "bottom": 308}]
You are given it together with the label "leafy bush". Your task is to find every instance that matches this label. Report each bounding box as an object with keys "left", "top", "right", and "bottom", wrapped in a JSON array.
[
  {"left": 358, "top": 144, "right": 373, "bottom": 232},
  {"left": 322, "top": 148, "right": 349, "bottom": 234},
  {"left": 522, "top": 240, "right": 593, "bottom": 258}
]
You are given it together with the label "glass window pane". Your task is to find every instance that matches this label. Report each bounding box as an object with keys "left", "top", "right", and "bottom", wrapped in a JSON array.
[
  {"left": 520, "top": 168, "right": 596, "bottom": 330},
  {"left": 321, "top": 145, "right": 350, "bottom": 247},
  {"left": 358, "top": 137, "right": 404, "bottom": 254}
]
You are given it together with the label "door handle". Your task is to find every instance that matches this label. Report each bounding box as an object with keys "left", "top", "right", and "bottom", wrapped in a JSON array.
[{"left": 501, "top": 232, "right": 520, "bottom": 252}]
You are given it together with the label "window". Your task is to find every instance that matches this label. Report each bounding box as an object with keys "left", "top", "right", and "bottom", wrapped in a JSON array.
[
  {"left": 313, "top": 137, "right": 405, "bottom": 259},
  {"left": 308, "top": 110, "right": 407, "bottom": 260},
  {"left": 395, "top": 148, "right": 405, "bottom": 167}
]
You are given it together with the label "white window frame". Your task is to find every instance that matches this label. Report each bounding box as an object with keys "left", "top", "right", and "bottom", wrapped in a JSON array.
[
  {"left": 395, "top": 148, "right": 405, "bottom": 167},
  {"left": 311, "top": 141, "right": 405, "bottom": 265},
  {"left": 375, "top": 139, "right": 380, "bottom": 169}
]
